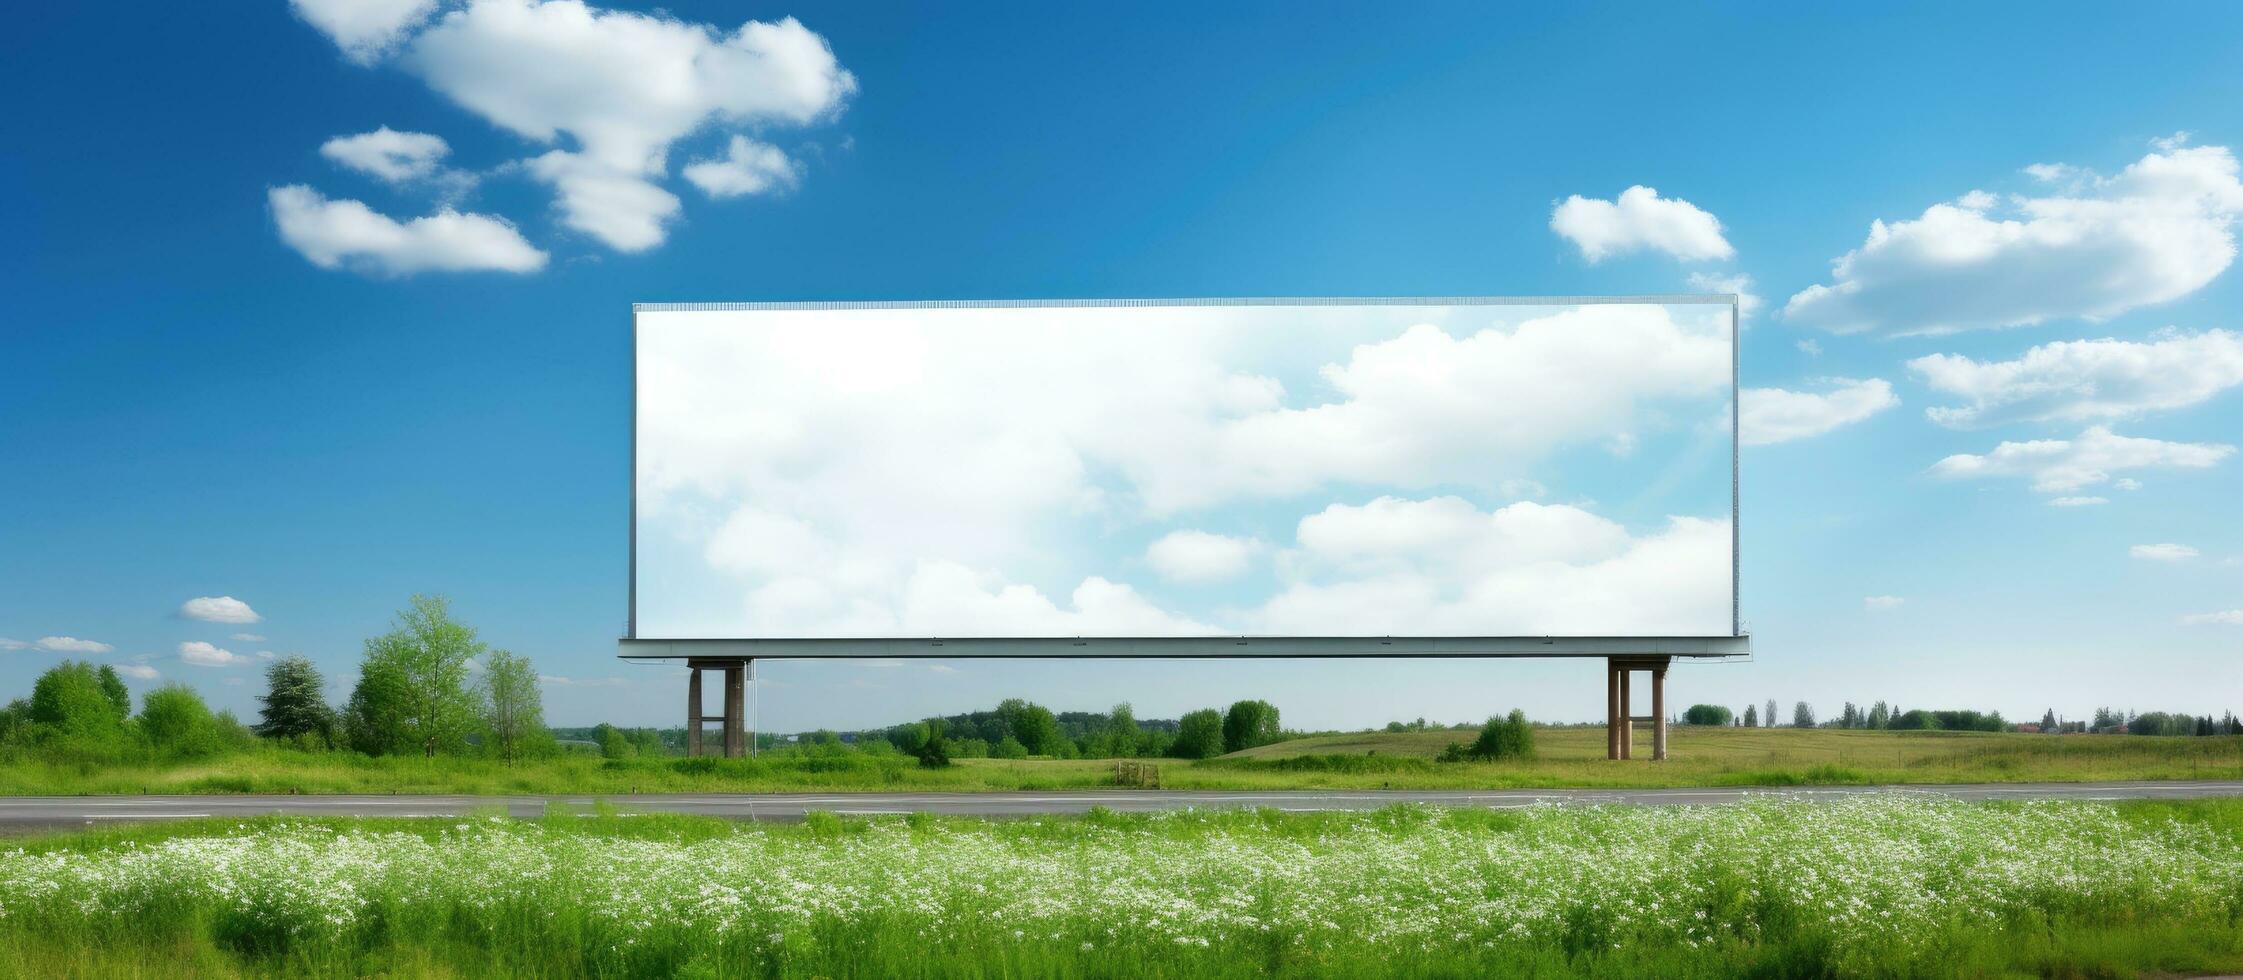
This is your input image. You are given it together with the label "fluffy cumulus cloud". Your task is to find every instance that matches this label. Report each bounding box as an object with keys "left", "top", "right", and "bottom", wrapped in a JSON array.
[
  {"left": 271, "top": 185, "right": 547, "bottom": 275},
  {"left": 637, "top": 303, "right": 1735, "bottom": 638},
  {"left": 36, "top": 636, "right": 112, "bottom": 653},
  {"left": 402, "top": 0, "right": 852, "bottom": 250},
  {"left": 231, "top": 633, "right": 266, "bottom": 643},
  {"left": 0, "top": 638, "right": 26, "bottom": 651},
  {"left": 1863, "top": 595, "right": 1905, "bottom": 611},
  {"left": 1251, "top": 498, "right": 1731, "bottom": 636},
  {"left": 1145, "top": 531, "right": 1261, "bottom": 583},
  {"left": 115, "top": 664, "right": 161, "bottom": 680},
  {"left": 1686, "top": 272, "right": 1762, "bottom": 321},
  {"left": 1909, "top": 330, "right": 2243, "bottom": 429},
  {"left": 320, "top": 126, "right": 452, "bottom": 182},
  {"left": 1931, "top": 425, "right": 2233, "bottom": 493},
  {"left": 1738, "top": 379, "right": 1897, "bottom": 446},
  {"left": 2130, "top": 543, "right": 2199, "bottom": 561},
  {"left": 683, "top": 135, "right": 800, "bottom": 198},
  {"left": 290, "top": 0, "right": 437, "bottom": 63},
  {"left": 2181, "top": 610, "right": 2243, "bottom": 626},
  {"left": 178, "top": 641, "right": 245, "bottom": 667},
  {"left": 1551, "top": 186, "right": 1733, "bottom": 263},
  {"left": 1785, "top": 141, "right": 2243, "bottom": 335},
  {"left": 283, "top": 0, "right": 853, "bottom": 266},
  {"left": 179, "top": 595, "right": 263, "bottom": 624}
]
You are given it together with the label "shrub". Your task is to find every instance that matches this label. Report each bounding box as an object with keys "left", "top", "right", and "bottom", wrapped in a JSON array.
[
  {"left": 1468, "top": 710, "right": 1535, "bottom": 761},
  {"left": 1171, "top": 709, "right": 1225, "bottom": 759},
  {"left": 1682, "top": 704, "right": 1733, "bottom": 726},
  {"left": 138, "top": 685, "right": 224, "bottom": 759},
  {"left": 1222, "top": 700, "right": 1281, "bottom": 753},
  {"left": 993, "top": 736, "right": 1029, "bottom": 760}
]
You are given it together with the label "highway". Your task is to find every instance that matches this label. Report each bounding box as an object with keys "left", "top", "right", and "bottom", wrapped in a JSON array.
[{"left": 3, "top": 780, "right": 2240, "bottom": 831}]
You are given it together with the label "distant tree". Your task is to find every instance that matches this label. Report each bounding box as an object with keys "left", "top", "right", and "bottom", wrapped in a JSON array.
[
  {"left": 1468, "top": 709, "right": 1536, "bottom": 761},
  {"left": 994, "top": 699, "right": 1062, "bottom": 755},
  {"left": 96, "top": 666, "right": 132, "bottom": 720},
  {"left": 1681, "top": 704, "right": 1732, "bottom": 726},
  {"left": 2039, "top": 709, "right": 2057, "bottom": 731},
  {"left": 916, "top": 717, "right": 951, "bottom": 768},
  {"left": 1792, "top": 702, "right": 1816, "bottom": 728},
  {"left": 2091, "top": 707, "right": 2121, "bottom": 731},
  {"left": 345, "top": 595, "right": 483, "bottom": 757},
  {"left": 1890, "top": 709, "right": 1940, "bottom": 731},
  {"left": 888, "top": 721, "right": 930, "bottom": 757},
  {"left": 1384, "top": 721, "right": 1408, "bottom": 733},
  {"left": 478, "top": 649, "right": 549, "bottom": 763},
  {"left": 28, "top": 661, "right": 129, "bottom": 748},
  {"left": 1742, "top": 704, "right": 1758, "bottom": 728},
  {"left": 1839, "top": 702, "right": 1861, "bottom": 729},
  {"left": 594, "top": 724, "right": 632, "bottom": 759},
  {"left": 1222, "top": 700, "right": 1281, "bottom": 753},
  {"left": 255, "top": 655, "right": 336, "bottom": 743},
  {"left": 138, "top": 684, "right": 223, "bottom": 758},
  {"left": 1867, "top": 701, "right": 1891, "bottom": 729},
  {"left": 1764, "top": 700, "right": 1779, "bottom": 728},
  {"left": 1171, "top": 708, "right": 1225, "bottom": 759},
  {"left": 1105, "top": 703, "right": 1141, "bottom": 758},
  {"left": 992, "top": 735, "right": 1029, "bottom": 759}
]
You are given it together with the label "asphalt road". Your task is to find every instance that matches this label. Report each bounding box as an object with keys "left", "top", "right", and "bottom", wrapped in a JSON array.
[{"left": 3, "top": 780, "right": 2240, "bottom": 831}]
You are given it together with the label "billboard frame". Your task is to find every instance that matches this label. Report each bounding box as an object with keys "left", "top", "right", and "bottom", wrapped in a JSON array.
[{"left": 622, "top": 294, "right": 1746, "bottom": 661}]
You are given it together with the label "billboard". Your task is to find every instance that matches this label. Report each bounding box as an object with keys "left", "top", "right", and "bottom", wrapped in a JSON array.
[{"left": 629, "top": 297, "right": 1740, "bottom": 657}]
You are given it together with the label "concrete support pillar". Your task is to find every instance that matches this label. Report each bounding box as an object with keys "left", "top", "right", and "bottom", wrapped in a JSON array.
[
  {"left": 686, "top": 668, "right": 704, "bottom": 757},
  {"left": 1605, "top": 659, "right": 1621, "bottom": 760},
  {"left": 1619, "top": 667, "right": 1633, "bottom": 760},
  {"left": 1652, "top": 661, "right": 1669, "bottom": 762},
  {"left": 723, "top": 665, "right": 746, "bottom": 758}
]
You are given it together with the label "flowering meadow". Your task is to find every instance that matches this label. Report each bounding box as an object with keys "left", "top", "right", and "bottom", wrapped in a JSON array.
[{"left": 2, "top": 796, "right": 2240, "bottom": 977}]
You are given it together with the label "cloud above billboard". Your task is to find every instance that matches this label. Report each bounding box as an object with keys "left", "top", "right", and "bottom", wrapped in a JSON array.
[{"left": 635, "top": 301, "right": 1737, "bottom": 639}]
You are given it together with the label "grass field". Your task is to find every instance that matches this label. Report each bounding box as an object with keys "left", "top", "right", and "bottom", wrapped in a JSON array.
[
  {"left": 2, "top": 728, "right": 2237, "bottom": 797},
  {"left": 1, "top": 797, "right": 2240, "bottom": 978}
]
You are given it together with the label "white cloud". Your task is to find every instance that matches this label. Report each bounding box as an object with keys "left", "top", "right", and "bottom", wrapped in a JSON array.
[
  {"left": 1931, "top": 425, "right": 2234, "bottom": 493},
  {"left": 683, "top": 135, "right": 800, "bottom": 198},
  {"left": 1739, "top": 378, "right": 1898, "bottom": 446},
  {"left": 1785, "top": 142, "right": 2243, "bottom": 335},
  {"left": 1687, "top": 272, "right": 1762, "bottom": 320},
  {"left": 1252, "top": 498, "right": 1730, "bottom": 636},
  {"left": 1911, "top": 330, "right": 2243, "bottom": 429},
  {"left": 177, "top": 641, "right": 244, "bottom": 667},
  {"left": 1145, "top": 531, "right": 1261, "bottom": 583},
  {"left": 114, "top": 664, "right": 160, "bottom": 680},
  {"left": 179, "top": 595, "right": 263, "bottom": 624},
  {"left": 1795, "top": 339, "right": 1822, "bottom": 357},
  {"left": 36, "top": 636, "right": 112, "bottom": 654},
  {"left": 2181, "top": 610, "right": 2243, "bottom": 625},
  {"left": 290, "top": 0, "right": 437, "bottom": 64},
  {"left": 2047, "top": 496, "right": 2108, "bottom": 507},
  {"left": 401, "top": 0, "right": 854, "bottom": 250},
  {"left": 1552, "top": 186, "right": 1734, "bottom": 263},
  {"left": 2116, "top": 478, "right": 2144, "bottom": 491},
  {"left": 231, "top": 633, "right": 267, "bottom": 642},
  {"left": 1863, "top": 595, "right": 1905, "bottom": 611},
  {"left": 2130, "top": 543, "right": 2200, "bottom": 561},
  {"left": 270, "top": 184, "right": 547, "bottom": 275},
  {"left": 540, "top": 674, "right": 629, "bottom": 687},
  {"left": 320, "top": 126, "right": 453, "bottom": 182},
  {"left": 0, "top": 638, "right": 25, "bottom": 651}
]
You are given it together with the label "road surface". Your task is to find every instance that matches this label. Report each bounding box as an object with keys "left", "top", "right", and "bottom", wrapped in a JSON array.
[{"left": 3, "top": 780, "right": 2240, "bottom": 831}]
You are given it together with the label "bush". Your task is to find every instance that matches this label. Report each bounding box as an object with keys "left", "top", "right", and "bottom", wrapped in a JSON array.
[
  {"left": 1467, "top": 710, "right": 1535, "bottom": 761},
  {"left": 992, "top": 736, "right": 1029, "bottom": 760},
  {"left": 1682, "top": 704, "right": 1733, "bottom": 726},
  {"left": 138, "top": 685, "right": 224, "bottom": 759},
  {"left": 1171, "top": 709, "right": 1225, "bottom": 759},
  {"left": 1222, "top": 700, "right": 1281, "bottom": 753}
]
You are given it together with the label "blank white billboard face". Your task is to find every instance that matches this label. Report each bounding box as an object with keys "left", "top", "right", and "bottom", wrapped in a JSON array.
[{"left": 634, "top": 299, "right": 1736, "bottom": 643}]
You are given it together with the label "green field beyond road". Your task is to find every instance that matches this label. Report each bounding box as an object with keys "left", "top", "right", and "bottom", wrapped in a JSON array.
[
  {"left": 3, "top": 797, "right": 2241, "bottom": 978},
  {"left": 3, "top": 727, "right": 2237, "bottom": 797}
]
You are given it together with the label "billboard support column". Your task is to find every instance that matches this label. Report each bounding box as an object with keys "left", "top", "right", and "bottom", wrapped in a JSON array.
[
  {"left": 1619, "top": 667, "right": 1633, "bottom": 760},
  {"left": 1652, "top": 660, "right": 1669, "bottom": 762},
  {"left": 687, "top": 668, "right": 704, "bottom": 756},
  {"left": 723, "top": 663, "right": 746, "bottom": 758},
  {"left": 1605, "top": 659, "right": 1621, "bottom": 760}
]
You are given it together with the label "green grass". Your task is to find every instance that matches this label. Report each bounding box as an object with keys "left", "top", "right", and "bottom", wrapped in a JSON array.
[
  {"left": 1, "top": 729, "right": 2237, "bottom": 797},
  {"left": 1, "top": 798, "right": 2240, "bottom": 978}
]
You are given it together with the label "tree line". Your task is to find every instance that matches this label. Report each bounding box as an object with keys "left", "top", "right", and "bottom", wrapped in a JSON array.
[
  {"left": 0, "top": 595, "right": 552, "bottom": 764},
  {"left": 1679, "top": 700, "right": 2240, "bottom": 736}
]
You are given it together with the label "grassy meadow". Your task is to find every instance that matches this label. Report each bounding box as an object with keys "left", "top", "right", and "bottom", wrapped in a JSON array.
[
  {"left": 1, "top": 726, "right": 2236, "bottom": 797},
  {"left": 2, "top": 797, "right": 2240, "bottom": 978}
]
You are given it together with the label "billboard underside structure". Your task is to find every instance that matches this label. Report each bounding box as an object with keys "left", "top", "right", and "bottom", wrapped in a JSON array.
[{"left": 624, "top": 297, "right": 1745, "bottom": 661}]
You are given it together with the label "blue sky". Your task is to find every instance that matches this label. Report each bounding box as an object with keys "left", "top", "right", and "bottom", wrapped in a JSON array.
[{"left": 4, "top": 2, "right": 2240, "bottom": 731}]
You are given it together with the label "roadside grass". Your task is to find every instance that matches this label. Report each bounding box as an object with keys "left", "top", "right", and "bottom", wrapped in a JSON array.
[
  {"left": 1, "top": 799, "right": 2240, "bottom": 978},
  {"left": 0, "top": 729, "right": 2236, "bottom": 797}
]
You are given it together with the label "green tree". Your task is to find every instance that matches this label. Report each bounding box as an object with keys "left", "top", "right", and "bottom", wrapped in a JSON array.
[
  {"left": 916, "top": 717, "right": 951, "bottom": 768},
  {"left": 255, "top": 655, "right": 335, "bottom": 743},
  {"left": 1742, "top": 704, "right": 1758, "bottom": 728},
  {"left": 1171, "top": 708, "right": 1224, "bottom": 759},
  {"left": 1681, "top": 704, "right": 1732, "bottom": 726},
  {"left": 29, "top": 661, "right": 128, "bottom": 748},
  {"left": 138, "top": 684, "right": 223, "bottom": 758},
  {"left": 96, "top": 666, "right": 131, "bottom": 719},
  {"left": 345, "top": 595, "right": 483, "bottom": 757},
  {"left": 1792, "top": 701, "right": 1817, "bottom": 728},
  {"left": 1105, "top": 702, "right": 1141, "bottom": 758},
  {"left": 992, "top": 735, "right": 1029, "bottom": 759},
  {"left": 994, "top": 699, "right": 1062, "bottom": 756},
  {"left": 1468, "top": 709, "right": 1536, "bottom": 761},
  {"left": 478, "top": 649, "right": 549, "bottom": 762},
  {"left": 593, "top": 723, "right": 633, "bottom": 759},
  {"left": 1221, "top": 700, "right": 1281, "bottom": 753}
]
